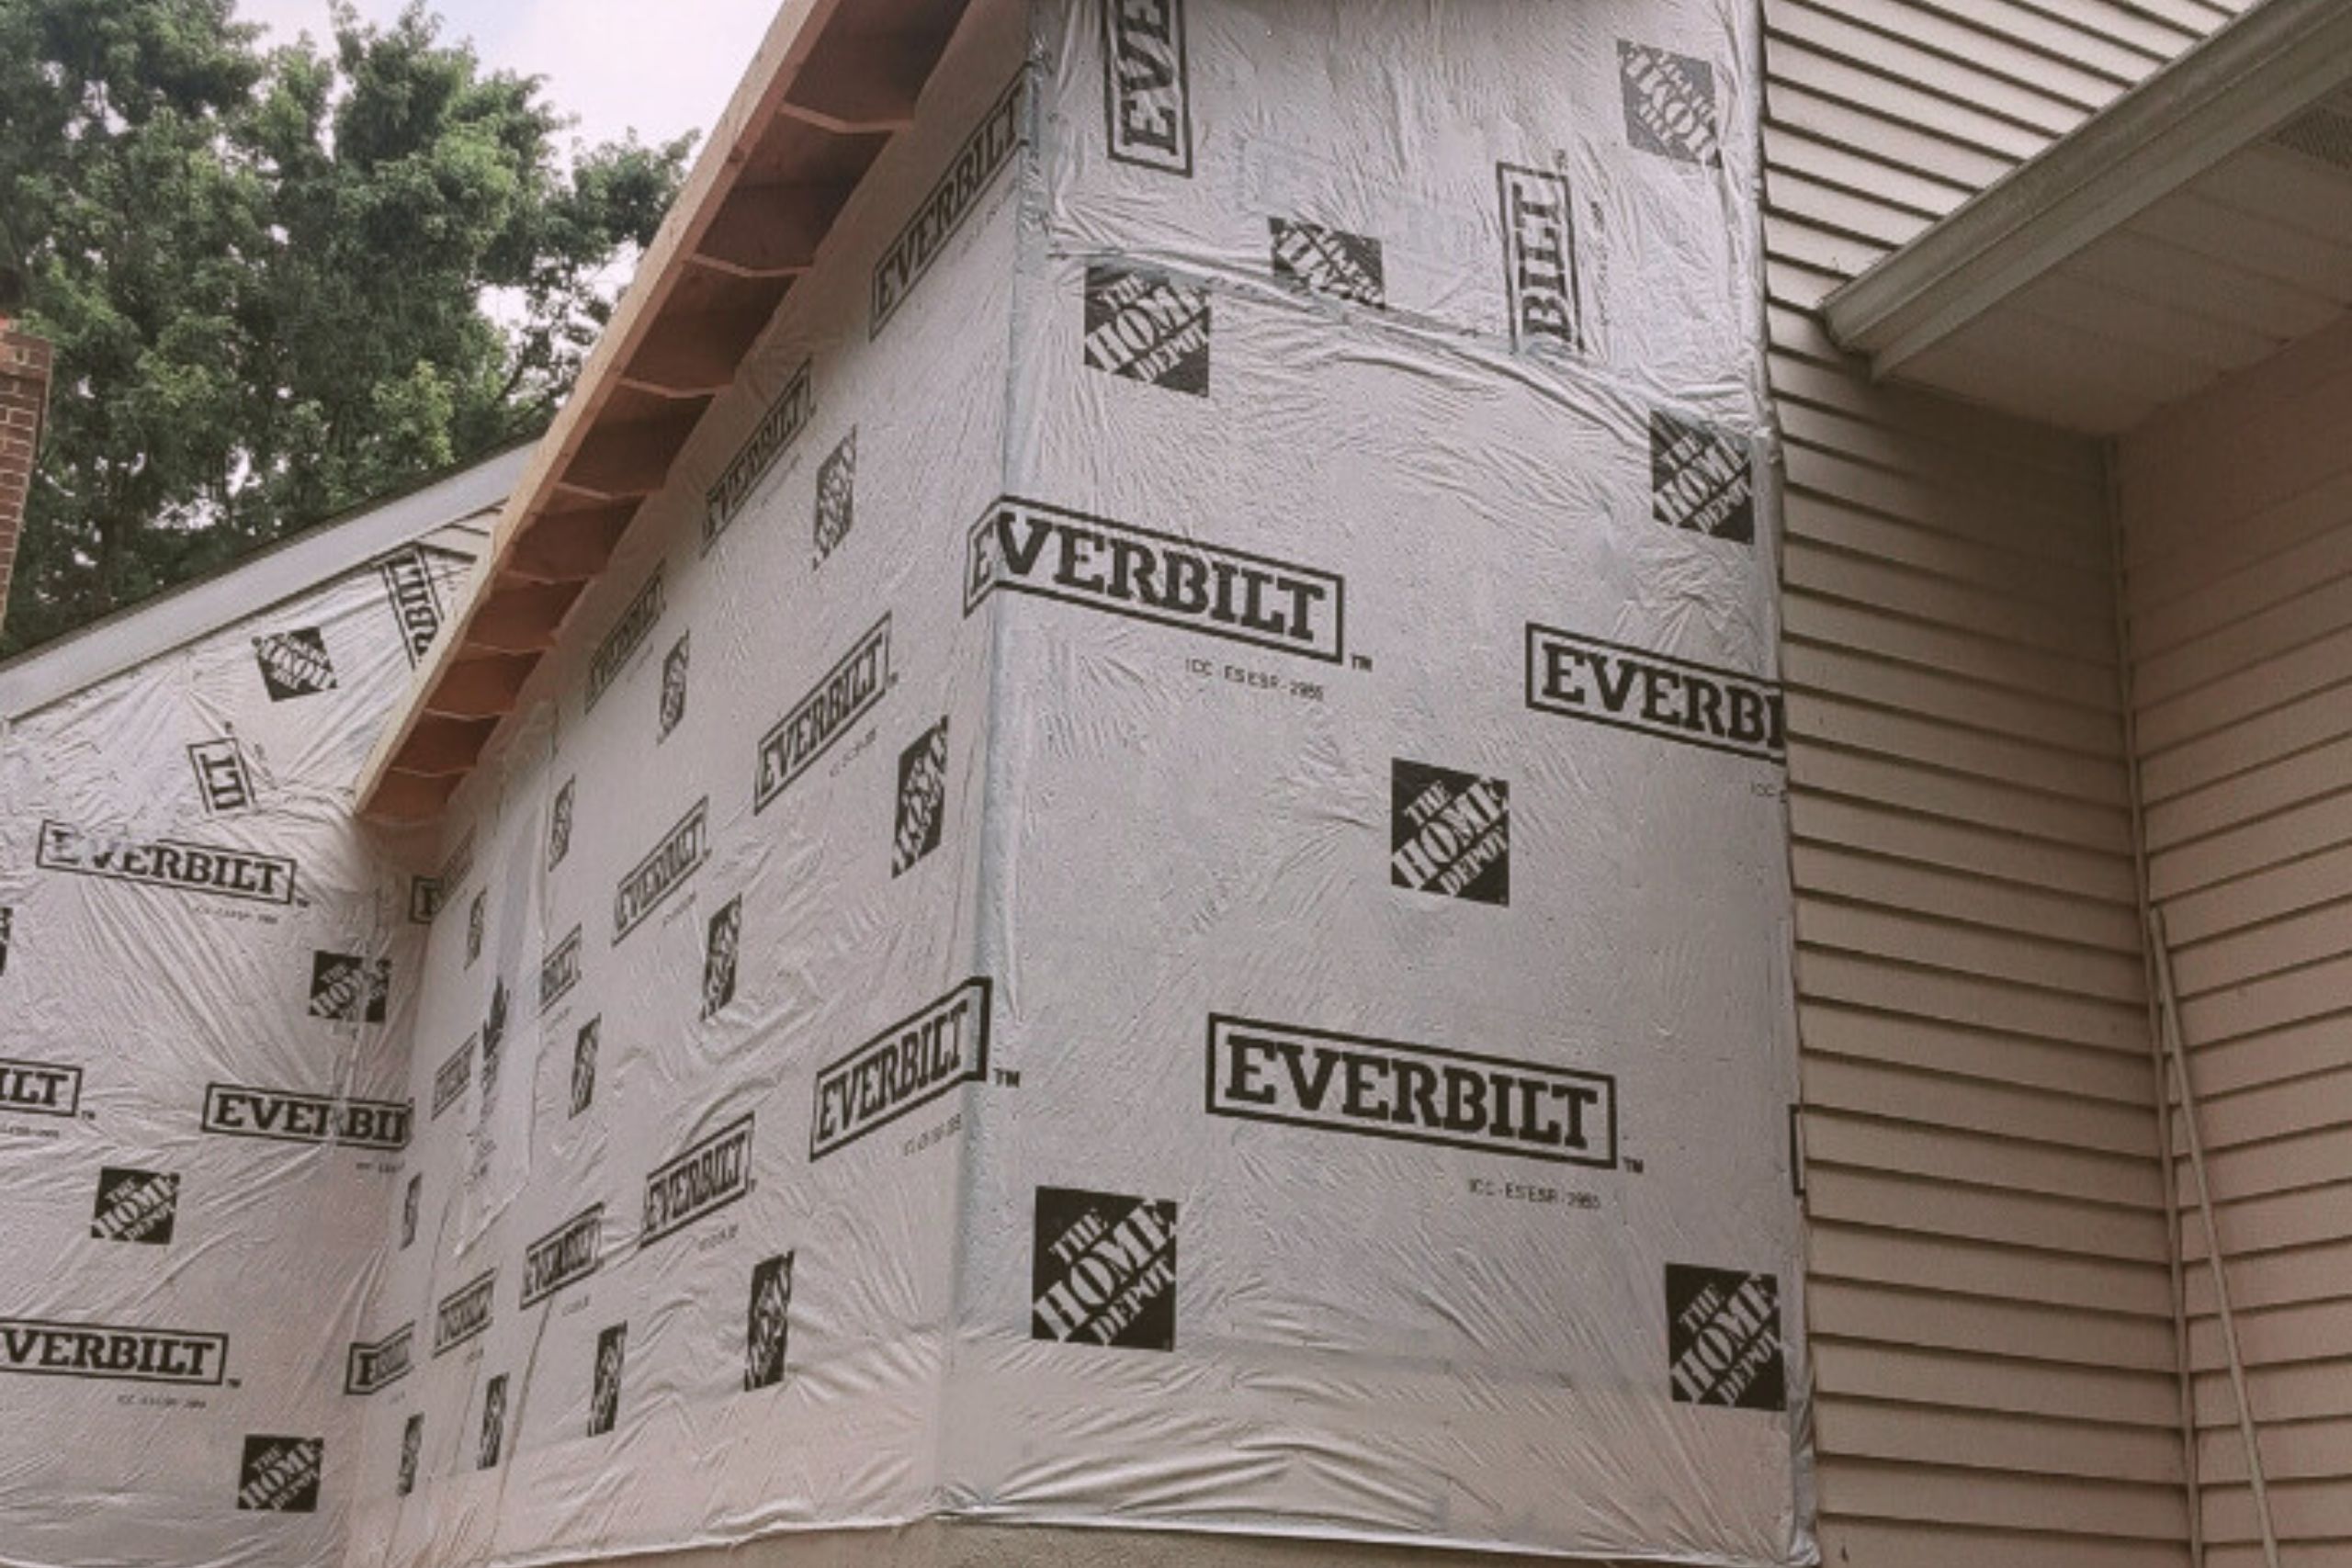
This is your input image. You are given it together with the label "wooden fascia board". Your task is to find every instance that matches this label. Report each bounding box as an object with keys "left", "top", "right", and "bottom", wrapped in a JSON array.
[
  {"left": 1823, "top": 0, "right": 2352, "bottom": 381},
  {"left": 355, "top": 0, "right": 852, "bottom": 818}
]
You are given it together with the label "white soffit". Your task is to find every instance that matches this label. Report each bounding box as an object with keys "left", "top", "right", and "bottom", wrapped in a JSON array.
[{"left": 1823, "top": 0, "right": 2352, "bottom": 435}]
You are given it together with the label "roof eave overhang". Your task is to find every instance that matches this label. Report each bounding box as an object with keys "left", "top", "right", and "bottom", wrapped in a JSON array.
[
  {"left": 1823, "top": 0, "right": 2352, "bottom": 382},
  {"left": 355, "top": 0, "right": 973, "bottom": 823}
]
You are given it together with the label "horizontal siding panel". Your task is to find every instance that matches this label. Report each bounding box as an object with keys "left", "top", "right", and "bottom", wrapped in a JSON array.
[
  {"left": 1809, "top": 1223, "right": 2175, "bottom": 1317},
  {"left": 2199, "top": 1416, "right": 2352, "bottom": 1483},
  {"left": 2143, "top": 738, "right": 2352, "bottom": 856},
  {"left": 2130, "top": 460, "right": 2352, "bottom": 618},
  {"left": 1790, "top": 784, "right": 2136, "bottom": 893},
  {"left": 2175, "top": 1120, "right": 2352, "bottom": 1210},
  {"left": 1816, "top": 1457, "right": 2186, "bottom": 1538},
  {"left": 1804, "top": 1111, "right": 2162, "bottom": 1209},
  {"left": 2140, "top": 683, "right": 2352, "bottom": 813},
  {"left": 2188, "top": 1297, "right": 2352, "bottom": 1376},
  {"left": 1791, "top": 841, "right": 2141, "bottom": 953},
  {"left": 1821, "top": 1398, "right": 2186, "bottom": 1483},
  {"left": 1770, "top": 3, "right": 2098, "bottom": 130},
  {"left": 1801, "top": 1001, "right": 2157, "bottom": 1105},
  {"left": 2183, "top": 1015, "right": 2352, "bottom": 1102},
  {"left": 1805, "top": 1166, "right": 2168, "bottom": 1259},
  {"left": 1814, "top": 1342, "right": 2184, "bottom": 1428},
  {"left": 2168, "top": 895, "right": 2352, "bottom": 998},
  {"left": 2185, "top": 1238, "right": 2352, "bottom": 1320},
  {"left": 1786, "top": 592, "right": 2122, "bottom": 710},
  {"left": 1809, "top": 1278, "right": 2175, "bottom": 1369},
  {"left": 1786, "top": 443, "right": 2114, "bottom": 572},
  {"left": 1761, "top": 39, "right": 2057, "bottom": 163},
  {"left": 1786, "top": 640, "right": 2121, "bottom": 755},
  {"left": 1797, "top": 948, "right": 2144, "bottom": 1054},
  {"left": 1788, "top": 687, "right": 2126, "bottom": 802},
  {"left": 1822, "top": 1520, "right": 2187, "bottom": 1568},
  {"left": 2131, "top": 470, "right": 2352, "bottom": 660},
  {"left": 1799, "top": 897, "right": 2144, "bottom": 1000},
  {"left": 1805, "top": 1055, "right": 2157, "bottom": 1152},
  {"left": 2173, "top": 1067, "right": 2352, "bottom": 1159},
  {"left": 2191, "top": 1361, "right": 2352, "bottom": 1428}
]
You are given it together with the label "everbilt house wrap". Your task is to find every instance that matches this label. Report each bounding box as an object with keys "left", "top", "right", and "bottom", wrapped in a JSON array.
[{"left": 2, "top": 1, "right": 1811, "bottom": 1565}]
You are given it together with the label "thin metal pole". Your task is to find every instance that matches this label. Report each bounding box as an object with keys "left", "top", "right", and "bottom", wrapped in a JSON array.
[
  {"left": 2149, "top": 907, "right": 2280, "bottom": 1568},
  {"left": 2106, "top": 444, "right": 2203, "bottom": 1565}
]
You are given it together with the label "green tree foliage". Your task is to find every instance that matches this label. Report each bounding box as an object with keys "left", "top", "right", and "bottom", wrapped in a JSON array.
[{"left": 0, "top": 0, "right": 689, "bottom": 653}]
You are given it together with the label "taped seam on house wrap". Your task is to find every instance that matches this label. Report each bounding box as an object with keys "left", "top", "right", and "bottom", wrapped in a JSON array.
[{"left": 0, "top": 2, "right": 1809, "bottom": 1564}]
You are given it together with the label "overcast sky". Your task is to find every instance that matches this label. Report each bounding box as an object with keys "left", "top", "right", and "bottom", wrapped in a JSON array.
[{"left": 236, "top": 0, "right": 780, "bottom": 153}]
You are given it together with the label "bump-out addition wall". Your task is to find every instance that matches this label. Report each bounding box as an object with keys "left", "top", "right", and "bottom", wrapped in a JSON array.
[{"left": 355, "top": 0, "right": 1804, "bottom": 1563}]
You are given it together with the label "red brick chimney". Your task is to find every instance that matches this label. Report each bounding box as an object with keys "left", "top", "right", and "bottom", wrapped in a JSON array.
[{"left": 0, "top": 316, "right": 52, "bottom": 641}]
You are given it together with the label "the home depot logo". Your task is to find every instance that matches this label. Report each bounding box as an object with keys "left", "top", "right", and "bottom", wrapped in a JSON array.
[
  {"left": 659, "top": 634, "right": 690, "bottom": 739},
  {"left": 614, "top": 799, "right": 707, "bottom": 942},
  {"left": 201, "top": 1085, "right": 412, "bottom": 1150},
  {"left": 91, "top": 1168, "right": 178, "bottom": 1245},
  {"left": 1271, "top": 218, "right": 1384, "bottom": 307},
  {"left": 707, "top": 359, "right": 813, "bottom": 549},
  {"left": 1103, "top": 0, "right": 1192, "bottom": 175},
  {"left": 571, "top": 1019, "right": 599, "bottom": 1117},
  {"left": 756, "top": 616, "right": 892, "bottom": 814},
  {"left": 872, "top": 73, "right": 1024, "bottom": 335},
  {"left": 1526, "top": 624, "right": 1784, "bottom": 763},
  {"left": 395, "top": 1415, "right": 423, "bottom": 1495},
  {"left": 813, "top": 430, "right": 855, "bottom": 567},
  {"left": 0, "top": 1318, "right": 227, "bottom": 1384},
  {"left": 253, "top": 628, "right": 337, "bottom": 701},
  {"left": 1496, "top": 163, "right": 1581, "bottom": 355},
  {"left": 236, "top": 1436, "right": 322, "bottom": 1512},
  {"left": 344, "top": 1323, "right": 413, "bottom": 1395},
  {"left": 892, "top": 719, "right": 950, "bottom": 876},
  {"left": 188, "top": 738, "right": 254, "bottom": 814},
  {"left": 966, "top": 498, "right": 1344, "bottom": 664},
  {"left": 477, "top": 1374, "right": 507, "bottom": 1469},
  {"left": 642, "top": 1113, "right": 753, "bottom": 1247},
  {"left": 1391, "top": 760, "right": 1508, "bottom": 906},
  {"left": 810, "top": 978, "right": 990, "bottom": 1161},
  {"left": 1667, "top": 1265, "right": 1785, "bottom": 1411},
  {"left": 590, "top": 1325, "right": 626, "bottom": 1436},
  {"left": 585, "top": 567, "right": 665, "bottom": 711},
  {"left": 1619, "top": 41, "right": 1721, "bottom": 166},
  {"left": 1032, "top": 1188, "right": 1174, "bottom": 1351},
  {"left": 432, "top": 1271, "right": 494, "bottom": 1355},
  {"left": 1084, "top": 265, "right": 1209, "bottom": 396},
  {"left": 37, "top": 820, "right": 296, "bottom": 906},
  {"left": 0, "top": 1056, "right": 82, "bottom": 1118},
  {"left": 541, "top": 925, "right": 582, "bottom": 1013},
  {"left": 379, "top": 546, "right": 446, "bottom": 665},
  {"left": 702, "top": 898, "right": 741, "bottom": 1018},
  {"left": 1207, "top": 1017, "right": 1617, "bottom": 1168},
  {"left": 521, "top": 1205, "right": 603, "bottom": 1307},
  {"left": 1652, "top": 411, "right": 1754, "bottom": 545},
  {"left": 548, "top": 777, "right": 576, "bottom": 870},
  {"left": 744, "top": 1253, "right": 793, "bottom": 1391},
  {"left": 310, "top": 951, "right": 390, "bottom": 1024},
  {"left": 432, "top": 1036, "right": 473, "bottom": 1121}
]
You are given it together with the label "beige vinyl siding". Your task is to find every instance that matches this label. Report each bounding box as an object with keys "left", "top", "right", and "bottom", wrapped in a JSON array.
[
  {"left": 2120, "top": 310, "right": 2352, "bottom": 1568},
  {"left": 1765, "top": 1, "right": 2244, "bottom": 1562}
]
